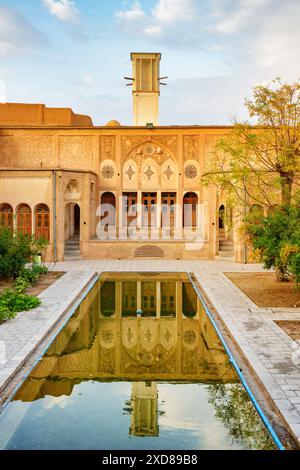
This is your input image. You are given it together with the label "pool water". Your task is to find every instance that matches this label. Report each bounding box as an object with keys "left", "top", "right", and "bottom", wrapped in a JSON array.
[{"left": 0, "top": 273, "right": 276, "bottom": 450}]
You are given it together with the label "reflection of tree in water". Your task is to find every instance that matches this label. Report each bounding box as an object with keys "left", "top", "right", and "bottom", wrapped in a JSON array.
[{"left": 207, "top": 383, "right": 276, "bottom": 450}]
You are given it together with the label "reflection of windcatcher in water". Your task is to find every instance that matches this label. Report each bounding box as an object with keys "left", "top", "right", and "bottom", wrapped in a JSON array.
[{"left": 130, "top": 382, "right": 158, "bottom": 437}]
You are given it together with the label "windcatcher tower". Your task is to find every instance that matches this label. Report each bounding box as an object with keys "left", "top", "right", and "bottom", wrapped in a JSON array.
[{"left": 130, "top": 52, "right": 162, "bottom": 126}]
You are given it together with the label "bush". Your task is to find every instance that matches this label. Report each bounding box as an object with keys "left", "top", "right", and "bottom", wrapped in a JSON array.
[
  {"left": 0, "top": 228, "right": 33, "bottom": 279},
  {"left": 15, "top": 263, "right": 49, "bottom": 294},
  {"left": 0, "top": 305, "right": 16, "bottom": 322},
  {"left": 246, "top": 205, "right": 300, "bottom": 282},
  {"left": 0, "top": 228, "right": 49, "bottom": 280},
  {"left": 0, "top": 289, "right": 41, "bottom": 314},
  {"left": 14, "top": 277, "right": 31, "bottom": 294}
]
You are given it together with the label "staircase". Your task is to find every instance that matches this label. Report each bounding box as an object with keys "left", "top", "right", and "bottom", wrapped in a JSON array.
[
  {"left": 64, "top": 235, "right": 81, "bottom": 260},
  {"left": 217, "top": 229, "right": 234, "bottom": 260}
]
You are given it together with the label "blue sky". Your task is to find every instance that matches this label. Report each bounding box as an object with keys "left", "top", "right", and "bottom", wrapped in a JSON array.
[{"left": 0, "top": 0, "right": 299, "bottom": 125}]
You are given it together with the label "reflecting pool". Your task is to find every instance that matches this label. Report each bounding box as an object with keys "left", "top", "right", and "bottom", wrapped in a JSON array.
[{"left": 0, "top": 273, "right": 276, "bottom": 450}]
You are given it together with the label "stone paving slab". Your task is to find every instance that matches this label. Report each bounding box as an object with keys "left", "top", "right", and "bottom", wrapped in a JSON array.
[
  {"left": 47, "top": 259, "right": 300, "bottom": 446},
  {"left": 0, "top": 270, "right": 98, "bottom": 396}
]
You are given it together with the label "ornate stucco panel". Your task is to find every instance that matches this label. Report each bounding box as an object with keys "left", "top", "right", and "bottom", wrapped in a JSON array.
[
  {"left": 183, "top": 135, "right": 201, "bottom": 162},
  {"left": 59, "top": 136, "right": 94, "bottom": 170},
  {"left": 0, "top": 135, "right": 54, "bottom": 168},
  {"left": 123, "top": 159, "right": 138, "bottom": 188},
  {"left": 161, "top": 158, "right": 178, "bottom": 188},
  {"left": 121, "top": 135, "right": 178, "bottom": 164},
  {"left": 99, "top": 136, "right": 116, "bottom": 161},
  {"left": 100, "top": 159, "right": 117, "bottom": 189},
  {"left": 63, "top": 177, "right": 83, "bottom": 201}
]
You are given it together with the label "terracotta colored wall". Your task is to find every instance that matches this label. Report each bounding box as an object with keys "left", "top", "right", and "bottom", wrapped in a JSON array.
[{"left": 0, "top": 103, "right": 93, "bottom": 127}]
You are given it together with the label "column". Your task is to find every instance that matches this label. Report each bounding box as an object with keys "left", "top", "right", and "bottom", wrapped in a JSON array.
[
  {"left": 115, "top": 281, "right": 122, "bottom": 318},
  {"left": 137, "top": 281, "right": 142, "bottom": 311},
  {"left": 137, "top": 191, "right": 142, "bottom": 229},
  {"left": 115, "top": 190, "right": 120, "bottom": 240},
  {"left": 176, "top": 281, "right": 183, "bottom": 319},
  {"left": 156, "top": 281, "right": 161, "bottom": 318}
]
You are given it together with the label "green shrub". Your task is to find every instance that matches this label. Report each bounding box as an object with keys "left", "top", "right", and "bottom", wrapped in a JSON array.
[
  {"left": 14, "top": 277, "right": 31, "bottom": 294},
  {"left": 0, "top": 289, "right": 41, "bottom": 313},
  {"left": 0, "top": 228, "right": 49, "bottom": 280},
  {"left": 246, "top": 205, "right": 300, "bottom": 282},
  {"left": 0, "top": 305, "right": 16, "bottom": 322},
  {"left": 17, "top": 263, "right": 49, "bottom": 289}
]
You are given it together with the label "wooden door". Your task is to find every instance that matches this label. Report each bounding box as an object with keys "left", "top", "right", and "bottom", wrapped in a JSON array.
[
  {"left": 142, "top": 193, "right": 157, "bottom": 227},
  {"left": 161, "top": 192, "right": 176, "bottom": 228},
  {"left": 17, "top": 204, "right": 32, "bottom": 235},
  {"left": 123, "top": 192, "right": 137, "bottom": 226},
  {"left": 183, "top": 192, "right": 197, "bottom": 227},
  {"left": 35, "top": 204, "right": 50, "bottom": 240}
]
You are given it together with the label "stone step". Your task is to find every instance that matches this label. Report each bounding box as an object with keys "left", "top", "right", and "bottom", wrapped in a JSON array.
[
  {"left": 65, "top": 249, "right": 80, "bottom": 255},
  {"left": 218, "top": 250, "right": 234, "bottom": 257},
  {"left": 64, "top": 255, "right": 82, "bottom": 261},
  {"left": 215, "top": 255, "right": 235, "bottom": 262},
  {"left": 219, "top": 244, "right": 234, "bottom": 252}
]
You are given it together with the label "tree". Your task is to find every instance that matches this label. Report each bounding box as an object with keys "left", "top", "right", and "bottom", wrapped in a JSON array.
[
  {"left": 246, "top": 205, "right": 300, "bottom": 282},
  {"left": 207, "top": 383, "right": 276, "bottom": 450},
  {"left": 203, "top": 78, "right": 300, "bottom": 208}
]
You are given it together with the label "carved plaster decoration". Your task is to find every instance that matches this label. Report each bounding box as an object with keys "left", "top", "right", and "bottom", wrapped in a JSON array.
[
  {"left": 125, "top": 165, "right": 136, "bottom": 180},
  {"left": 184, "top": 164, "right": 198, "bottom": 179},
  {"left": 164, "top": 164, "right": 174, "bottom": 180},
  {"left": 59, "top": 136, "right": 94, "bottom": 170},
  {"left": 183, "top": 135, "right": 201, "bottom": 162},
  {"left": 99, "top": 136, "right": 116, "bottom": 161},
  {"left": 122, "top": 136, "right": 178, "bottom": 164},
  {"left": 144, "top": 166, "right": 154, "bottom": 181},
  {"left": 64, "top": 178, "right": 82, "bottom": 201},
  {"left": 0, "top": 136, "right": 54, "bottom": 168},
  {"left": 101, "top": 165, "right": 115, "bottom": 179}
]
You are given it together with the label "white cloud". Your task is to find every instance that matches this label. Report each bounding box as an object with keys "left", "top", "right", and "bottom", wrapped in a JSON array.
[
  {"left": 116, "top": 1, "right": 146, "bottom": 22},
  {"left": 0, "top": 5, "right": 47, "bottom": 56},
  {"left": 212, "top": 0, "right": 269, "bottom": 34},
  {"left": 152, "top": 0, "right": 196, "bottom": 24},
  {"left": 43, "top": 0, "right": 80, "bottom": 24},
  {"left": 115, "top": 0, "right": 199, "bottom": 43}
]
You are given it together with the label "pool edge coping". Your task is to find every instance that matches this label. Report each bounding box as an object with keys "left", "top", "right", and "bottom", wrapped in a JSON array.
[{"left": 0, "top": 271, "right": 100, "bottom": 410}]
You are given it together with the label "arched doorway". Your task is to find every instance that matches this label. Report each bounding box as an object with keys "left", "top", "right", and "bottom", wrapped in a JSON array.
[
  {"left": 64, "top": 203, "right": 80, "bottom": 258},
  {"left": 0, "top": 203, "right": 13, "bottom": 230},
  {"left": 35, "top": 204, "right": 50, "bottom": 240},
  {"left": 17, "top": 204, "right": 32, "bottom": 235},
  {"left": 100, "top": 192, "right": 116, "bottom": 231},
  {"left": 218, "top": 204, "right": 225, "bottom": 229},
  {"left": 183, "top": 192, "right": 198, "bottom": 228}
]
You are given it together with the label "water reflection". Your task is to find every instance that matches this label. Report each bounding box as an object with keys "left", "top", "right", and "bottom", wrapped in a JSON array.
[{"left": 0, "top": 273, "right": 276, "bottom": 450}]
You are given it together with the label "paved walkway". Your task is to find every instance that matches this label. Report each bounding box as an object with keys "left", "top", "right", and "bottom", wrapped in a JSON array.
[
  {"left": 0, "top": 258, "right": 300, "bottom": 446},
  {"left": 0, "top": 270, "right": 98, "bottom": 399}
]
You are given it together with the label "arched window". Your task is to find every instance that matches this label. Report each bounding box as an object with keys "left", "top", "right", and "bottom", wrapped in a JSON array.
[
  {"left": 0, "top": 203, "right": 13, "bottom": 230},
  {"left": 183, "top": 192, "right": 198, "bottom": 227},
  {"left": 35, "top": 204, "right": 50, "bottom": 240},
  {"left": 17, "top": 204, "right": 32, "bottom": 235}
]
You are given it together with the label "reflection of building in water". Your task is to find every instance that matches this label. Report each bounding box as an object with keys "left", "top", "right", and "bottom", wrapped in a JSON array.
[
  {"left": 100, "top": 272, "right": 198, "bottom": 318},
  {"left": 130, "top": 382, "right": 158, "bottom": 437},
  {"left": 13, "top": 274, "right": 237, "bottom": 404}
]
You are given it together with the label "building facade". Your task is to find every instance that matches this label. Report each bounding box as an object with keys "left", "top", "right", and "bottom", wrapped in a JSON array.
[{"left": 0, "top": 53, "right": 244, "bottom": 262}]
